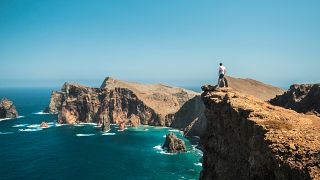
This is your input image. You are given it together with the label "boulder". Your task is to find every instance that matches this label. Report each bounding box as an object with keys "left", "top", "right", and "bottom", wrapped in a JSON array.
[
  {"left": 40, "top": 122, "right": 49, "bottom": 128},
  {"left": 0, "top": 98, "right": 18, "bottom": 119},
  {"left": 162, "top": 132, "right": 187, "bottom": 153}
]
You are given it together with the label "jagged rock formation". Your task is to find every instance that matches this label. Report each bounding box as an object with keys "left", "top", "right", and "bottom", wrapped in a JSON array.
[
  {"left": 200, "top": 86, "right": 320, "bottom": 180},
  {"left": 162, "top": 132, "right": 187, "bottom": 153},
  {"left": 0, "top": 98, "right": 18, "bottom": 119},
  {"left": 45, "top": 77, "right": 206, "bottom": 137},
  {"left": 270, "top": 84, "right": 320, "bottom": 117},
  {"left": 225, "top": 76, "right": 285, "bottom": 101}
]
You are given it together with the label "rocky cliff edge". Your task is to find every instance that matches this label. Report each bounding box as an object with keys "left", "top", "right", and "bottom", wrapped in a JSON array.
[{"left": 201, "top": 86, "right": 320, "bottom": 180}]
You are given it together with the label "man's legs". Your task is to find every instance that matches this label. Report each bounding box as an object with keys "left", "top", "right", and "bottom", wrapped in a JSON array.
[
  {"left": 217, "top": 77, "right": 222, "bottom": 87},
  {"left": 223, "top": 77, "right": 229, "bottom": 87}
]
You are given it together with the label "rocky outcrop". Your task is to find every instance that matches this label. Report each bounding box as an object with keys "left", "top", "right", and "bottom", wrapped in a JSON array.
[
  {"left": 162, "top": 132, "right": 187, "bottom": 153},
  {"left": 46, "top": 77, "right": 206, "bottom": 137},
  {"left": 0, "top": 98, "right": 18, "bottom": 119},
  {"left": 270, "top": 84, "right": 320, "bottom": 117},
  {"left": 200, "top": 86, "right": 320, "bottom": 180},
  {"left": 40, "top": 122, "right": 49, "bottom": 128},
  {"left": 43, "top": 91, "right": 64, "bottom": 113}
]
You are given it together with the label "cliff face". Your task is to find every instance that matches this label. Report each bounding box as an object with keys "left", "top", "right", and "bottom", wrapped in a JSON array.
[
  {"left": 200, "top": 86, "right": 320, "bottom": 180},
  {"left": 46, "top": 77, "right": 207, "bottom": 137},
  {"left": 0, "top": 98, "right": 18, "bottom": 119},
  {"left": 270, "top": 84, "right": 320, "bottom": 117}
]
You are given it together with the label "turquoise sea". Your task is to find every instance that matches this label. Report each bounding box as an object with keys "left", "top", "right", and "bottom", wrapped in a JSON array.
[{"left": 0, "top": 88, "right": 202, "bottom": 180}]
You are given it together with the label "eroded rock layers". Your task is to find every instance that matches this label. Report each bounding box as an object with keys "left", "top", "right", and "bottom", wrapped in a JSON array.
[{"left": 200, "top": 86, "right": 320, "bottom": 180}]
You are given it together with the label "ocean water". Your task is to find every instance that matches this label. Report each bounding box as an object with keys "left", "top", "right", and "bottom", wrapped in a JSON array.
[{"left": 0, "top": 88, "right": 202, "bottom": 180}]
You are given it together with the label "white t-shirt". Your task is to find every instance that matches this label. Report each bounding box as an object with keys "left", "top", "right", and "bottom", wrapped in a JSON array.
[{"left": 219, "top": 66, "right": 226, "bottom": 75}]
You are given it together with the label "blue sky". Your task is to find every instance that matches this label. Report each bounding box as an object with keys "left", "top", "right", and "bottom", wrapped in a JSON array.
[{"left": 0, "top": 0, "right": 319, "bottom": 88}]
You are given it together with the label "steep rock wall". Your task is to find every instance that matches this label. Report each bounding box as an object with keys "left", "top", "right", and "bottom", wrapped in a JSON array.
[{"left": 201, "top": 86, "right": 320, "bottom": 180}]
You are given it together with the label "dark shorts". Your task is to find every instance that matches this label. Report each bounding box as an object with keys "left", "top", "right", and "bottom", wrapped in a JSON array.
[{"left": 219, "top": 74, "right": 225, "bottom": 79}]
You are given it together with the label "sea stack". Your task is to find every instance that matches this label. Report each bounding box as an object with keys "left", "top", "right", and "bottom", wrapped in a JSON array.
[
  {"left": 0, "top": 98, "right": 19, "bottom": 119},
  {"left": 101, "top": 116, "right": 110, "bottom": 132},
  {"left": 162, "top": 132, "right": 187, "bottom": 153},
  {"left": 200, "top": 86, "right": 320, "bottom": 179}
]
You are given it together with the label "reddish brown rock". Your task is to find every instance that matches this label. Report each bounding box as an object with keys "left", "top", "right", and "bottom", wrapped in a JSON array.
[
  {"left": 0, "top": 98, "right": 18, "bottom": 119},
  {"left": 40, "top": 122, "right": 49, "bottom": 128},
  {"left": 162, "top": 132, "right": 187, "bottom": 153},
  {"left": 119, "top": 122, "right": 126, "bottom": 131},
  {"left": 47, "top": 77, "right": 206, "bottom": 137},
  {"left": 200, "top": 87, "right": 320, "bottom": 180}
]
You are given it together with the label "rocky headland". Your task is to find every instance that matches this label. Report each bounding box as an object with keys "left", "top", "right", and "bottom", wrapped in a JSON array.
[
  {"left": 45, "top": 77, "right": 206, "bottom": 137},
  {"left": 45, "top": 76, "right": 284, "bottom": 138},
  {"left": 270, "top": 84, "right": 320, "bottom": 117},
  {"left": 200, "top": 86, "right": 320, "bottom": 179},
  {"left": 0, "top": 98, "right": 19, "bottom": 119}
]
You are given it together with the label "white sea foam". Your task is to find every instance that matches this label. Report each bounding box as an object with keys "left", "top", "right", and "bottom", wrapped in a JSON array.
[
  {"left": 79, "top": 123, "right": 97, "bottom": 126},
  {"left": 27, "top": 124, "right": 40, "bottom": 128},
  {"left": 55, "top": 124, "right": 67, "bottom": 127},
  {"left": 12, "top": 124, "right": 29, "bottom": 128},
  {"left": 168, "top": 129, "right": 181, "bottom": 132},
  {"left": 163, "top": 135, "right": 167, "bottom": 138},
  {"left": 153, "top": 145, "right": 176, "bottom": 155},
  {"left": 117, "top": 128, "right": 127, "bottom": 132},
  {"left": 19, "top": 128, "right": 43, "bottom": 132},
  {"left": 94, "top": 125, "right": 102, "bottom": 128},
  {"left": 102, "top": 133, "right": 116, "bottom": 136},
  {"left": 74, "top": 124, "right": 85, "bottom": 127},
  {"left": 33, "top": 111, "right": 50, "bottom": 115},
  {"left": 194, "top": 163, "right": 202, "bottom": 167},
  {"left": 0, "top": 116, "right": 24, "bottom": 121},
  {"left": 0, "top": 132, "right": 14, "bottom": 135},
  {"left": 76, "top": 134, "right": 95, "bottom": 137}
]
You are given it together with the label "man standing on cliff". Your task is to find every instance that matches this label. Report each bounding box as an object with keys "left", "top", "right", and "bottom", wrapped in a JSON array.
[{"left": 217, "top": 63, "right": 228, "bottom": 87}]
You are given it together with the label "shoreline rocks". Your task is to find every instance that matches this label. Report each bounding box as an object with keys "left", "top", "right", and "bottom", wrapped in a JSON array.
[
  {"left": 40, "top": 122, "right": 49, "bottom": 128},
  {"left": 200, "top": 87, "right": 320, "bottom": 179},
  {"left": 162, "top": 132, "right": 187, "bottom": 153},
  {"left": 0, "top": 98, "right": 18, "bottom": 119}
]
